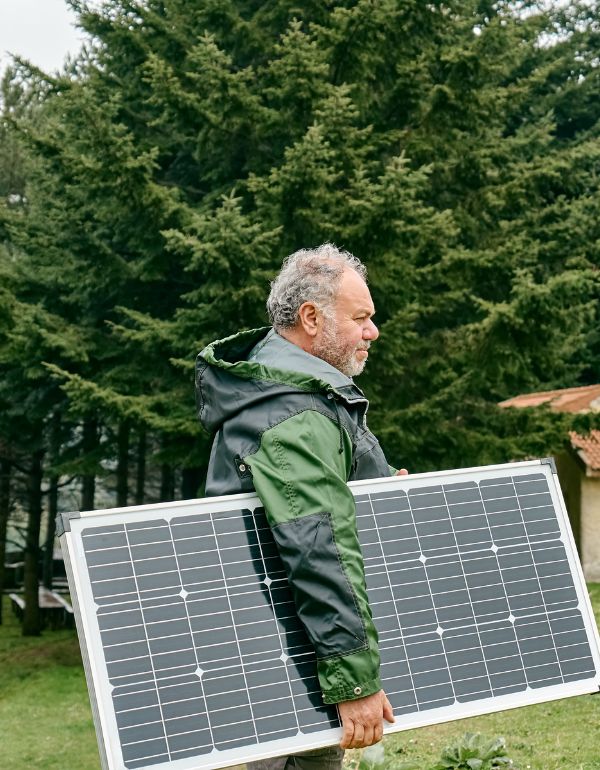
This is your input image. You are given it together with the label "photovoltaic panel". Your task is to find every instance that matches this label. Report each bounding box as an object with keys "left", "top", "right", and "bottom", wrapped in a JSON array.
[{"left": 58, "top": 460, "right": 600, "bottom": 770}]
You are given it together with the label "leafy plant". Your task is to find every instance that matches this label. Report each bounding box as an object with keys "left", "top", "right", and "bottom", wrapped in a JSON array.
[
  {"left": 359, "top": 742, "right": 387, "bottom": 770},
  {"left": 353, "top": 732, "right": 514, "bottom": 770},
  {"left": 431, "top": 733, "right": 513, "bottom": 770}
]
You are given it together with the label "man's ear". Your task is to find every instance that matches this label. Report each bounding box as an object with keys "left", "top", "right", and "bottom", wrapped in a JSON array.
[{"left": 297, "top": 301, "right": 319, "bottom": 338}]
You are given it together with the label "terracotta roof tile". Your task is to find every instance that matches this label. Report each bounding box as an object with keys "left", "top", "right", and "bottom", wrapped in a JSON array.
[
  {"left": 499, "top": 384, "right": 600, "bottom": 414},
  {"left": 499, "top": 384, "right": 600, "bottom": 471},
  {"left": 570, "top": 430, "right": 600, "bottom": 471}
]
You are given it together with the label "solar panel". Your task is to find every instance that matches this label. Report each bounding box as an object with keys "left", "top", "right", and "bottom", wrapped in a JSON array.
[{"left": 58, "top": 459, "right": 600, "bottom": 770}]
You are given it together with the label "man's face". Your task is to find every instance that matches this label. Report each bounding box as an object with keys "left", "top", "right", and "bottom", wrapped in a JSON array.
[{"left": 312, "top": 268, "right": 379, "bottom": 377}]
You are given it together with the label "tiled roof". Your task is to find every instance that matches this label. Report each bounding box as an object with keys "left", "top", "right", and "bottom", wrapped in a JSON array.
[
  {"left": 499, "top": 384, "right": 600, "bottom": 472},
  {"left": 499, "top": 383, "right": 600, "bottom": 413},
  {"left": 570, "top": 430, "right": 600, "bottom": 472}
]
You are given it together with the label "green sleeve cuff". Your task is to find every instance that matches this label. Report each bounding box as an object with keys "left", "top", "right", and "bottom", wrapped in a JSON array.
[
  {"left": 318, "top": 646, "right": 382, "bottom": 704},
  {"left": 388, "top": 464, "right": 397, "bottom": 476}
]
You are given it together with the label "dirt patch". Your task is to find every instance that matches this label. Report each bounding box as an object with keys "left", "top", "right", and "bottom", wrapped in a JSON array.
[{"left": 1, "top": 635, "right": 82, "bottom": 673}]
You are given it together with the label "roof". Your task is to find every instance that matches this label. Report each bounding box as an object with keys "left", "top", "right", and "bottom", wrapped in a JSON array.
[
  {"left": 570, "top": 430, "right": 600, "bottom": 472},
  {"left": 499, "top": 383, "right": 600, "bottom": 413},
  {"left": 499, "top": 384, "right": 600, "bottom": 473}
]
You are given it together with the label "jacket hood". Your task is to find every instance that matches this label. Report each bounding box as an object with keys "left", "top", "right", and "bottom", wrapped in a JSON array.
[{"left": 196, "top": 327, "right": 366, "bottom": 433}]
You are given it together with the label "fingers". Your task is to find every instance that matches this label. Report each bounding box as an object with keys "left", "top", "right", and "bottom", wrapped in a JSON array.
[
  {"left": 340, "top": 718, "right": 354, "bottom": 750},
  {"left": 374, "top": 720, "right": 384, "bottom": 743},
  {"left": 340, "top": 720, "right": 376, "bottom": 750},
  {"left": 338, "top": 690, "right": 394, "bottom": 749},
  {"left": 353, "top": 722, "right": 365, "bottom": 748},
  {"left": 396, "top": 468, "right": 409, "bottom": 476},
  {"left": 382, "top": 692, "right": 395, "bottom": 724}
]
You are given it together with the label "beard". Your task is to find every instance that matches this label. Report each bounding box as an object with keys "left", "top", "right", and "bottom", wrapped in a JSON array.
[{"left": 312, "top": 316, "right": 370, "bottom": 377}]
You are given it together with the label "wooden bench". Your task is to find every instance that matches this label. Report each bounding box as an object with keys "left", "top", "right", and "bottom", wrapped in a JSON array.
[
  {"left": 9, "top": 592, "right": 25, "bottom": 622},
  {"left": 9, "top": 587, "right": 74, "bottom": 629}
]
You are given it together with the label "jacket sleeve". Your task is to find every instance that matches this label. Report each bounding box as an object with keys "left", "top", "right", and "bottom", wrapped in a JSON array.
[{"left": 243, "top": 408, "right": 381, "bottom": 705}]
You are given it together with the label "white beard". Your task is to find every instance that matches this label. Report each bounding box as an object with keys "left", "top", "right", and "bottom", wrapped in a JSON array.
[{"left": 312, "top": 316, "right": 370, "bottom": 377}]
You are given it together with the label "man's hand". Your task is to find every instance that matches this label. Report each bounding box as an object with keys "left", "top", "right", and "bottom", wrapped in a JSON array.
[
  {"left": 337, "top": 689, "right": 395, "bottom": 749},
  {"left": 395, "top": 468, "right": 409, "bottom": 476}
]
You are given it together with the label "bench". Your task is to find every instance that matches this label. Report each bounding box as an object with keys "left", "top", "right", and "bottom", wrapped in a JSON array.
[
  {"left": 9, "top": 587, "right": 74, "bottom": 629},
  {"left": 9, "top": 593, "right": 25, "bottom": 621}
]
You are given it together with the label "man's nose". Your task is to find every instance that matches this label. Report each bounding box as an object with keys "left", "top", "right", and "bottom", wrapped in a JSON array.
[{"left": 364, "top": 319, "right": 379, "bottom": 340}]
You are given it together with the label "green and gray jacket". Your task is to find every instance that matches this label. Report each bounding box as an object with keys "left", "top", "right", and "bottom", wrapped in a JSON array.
[{"left": 196, "top": 327, "right": 392, "bottom": 704}]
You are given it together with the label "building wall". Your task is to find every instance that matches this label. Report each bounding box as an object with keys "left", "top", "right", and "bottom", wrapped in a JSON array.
[
  {"left": 556, "top": 451, "right": 582, "bottom": 556},
  {"left": 581, "top": 476, "right": 600, "bottom": 582}
]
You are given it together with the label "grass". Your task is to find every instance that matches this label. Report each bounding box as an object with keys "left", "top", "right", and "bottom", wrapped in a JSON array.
[
  {"left": 378, "top": 685, "right": 600, "bottom": 770},
  {"left": 0, "top": 586, "right": 598, "bottom": 770},
  {"left": 0, "top": 597, "right": 100, "bottom": 770}
]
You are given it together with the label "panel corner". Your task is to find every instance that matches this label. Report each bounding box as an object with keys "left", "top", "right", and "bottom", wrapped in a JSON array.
[
  {"left": 56, "top": 511, "right": 81, "bottom": 538},
  {"left": 541, "top": 456, "right": 557, "bottom": 474}
]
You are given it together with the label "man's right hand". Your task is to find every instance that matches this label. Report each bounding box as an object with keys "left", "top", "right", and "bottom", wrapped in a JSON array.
[{"left": 337, "top": 689, "right": 395, "bottom": 749}]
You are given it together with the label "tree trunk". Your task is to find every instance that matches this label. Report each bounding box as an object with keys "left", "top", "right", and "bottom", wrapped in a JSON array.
[
  {"left": 23, "top": 450, "right": 44, "bottom": 636},
  {"left": 43, "top": 413, "right": 60, "bottom": 589},
  {"left": 116, "top": 420, "right": 130, "bottom": 508},
  {"left": 135, "top": 427, "right": 146, "bottom": 505},
  {"left": 81, "top": 417, "right": 97, "bottom": 511},
  {"left": 181, "top": 466, "right": 202, "bottom": 500},
  {"left": 0, "top": 459, "right": 11, "bottom": 625},
  {"left": 42, "top": 475, "right": 58, "bottom": 589},
  {"left": 160, "top": 464, "right": 175, "bottom": 502}
]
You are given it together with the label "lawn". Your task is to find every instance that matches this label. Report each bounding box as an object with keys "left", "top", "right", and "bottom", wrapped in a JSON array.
[
  {"left": 1, "top": 587, "right": 599, "bottom": 770},
  {"left": 0, "top": 597, "right": 100, "bottom": 770}
]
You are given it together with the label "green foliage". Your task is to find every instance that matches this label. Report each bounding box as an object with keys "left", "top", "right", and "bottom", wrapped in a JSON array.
[
  {"left": 432, "top": 733, "right": 512, "bottom": 770},
  {"left": 2, "top": 0, "right": 600, "bottom": 506},
  {"left": 350, "top": 733, "right": 513, "bottom": 770},
  {"left": 358, "top": 742, "right": 387, "bottom": 770}
]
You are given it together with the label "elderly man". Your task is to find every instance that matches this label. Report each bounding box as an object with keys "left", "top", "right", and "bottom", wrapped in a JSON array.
[{"left": 196, "top": 244, "right": 404, "bottom": 769}]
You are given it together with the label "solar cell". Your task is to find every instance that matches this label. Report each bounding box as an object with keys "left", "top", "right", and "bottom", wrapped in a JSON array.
[{"left": 58, "top": 460, "right": 600, "bottom": 770}]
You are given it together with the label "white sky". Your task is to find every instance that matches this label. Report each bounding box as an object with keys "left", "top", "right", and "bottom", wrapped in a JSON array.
[{"left": 0, "top": 0, "right": 85, "bottom": 76}]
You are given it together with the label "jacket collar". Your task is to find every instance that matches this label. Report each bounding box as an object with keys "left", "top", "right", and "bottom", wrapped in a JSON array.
[
  {"left": 199, "top": 327, "right": 367, "bottom": 403},
  {"left": 247, "top": 328, "right": 355, "bottom": 391}
]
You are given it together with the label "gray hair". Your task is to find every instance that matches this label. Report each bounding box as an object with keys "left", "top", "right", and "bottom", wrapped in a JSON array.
[{"left": 267, "top": 243, "right": 367, "bottom": 330}]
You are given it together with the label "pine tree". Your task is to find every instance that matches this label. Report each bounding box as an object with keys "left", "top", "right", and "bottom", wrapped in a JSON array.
[{"left": 2, "top": 0, "right": 599, "bottom": 534}]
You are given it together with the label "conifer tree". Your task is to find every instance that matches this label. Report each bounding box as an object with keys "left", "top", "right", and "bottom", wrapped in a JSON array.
[{"left": 1, "top": 0, "right": 599, "bottom": 541}]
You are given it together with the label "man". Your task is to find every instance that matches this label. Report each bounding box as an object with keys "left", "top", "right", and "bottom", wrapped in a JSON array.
[{"left": 196, "top": 244, "right": 404, "bottom": 769}]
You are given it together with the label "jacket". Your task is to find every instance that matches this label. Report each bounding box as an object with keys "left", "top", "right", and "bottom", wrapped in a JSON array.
[{"left": 195, "top": 327, "right": 393, "bottom": 704}]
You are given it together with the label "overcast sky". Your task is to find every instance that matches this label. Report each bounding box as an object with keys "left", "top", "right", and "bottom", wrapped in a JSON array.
[{"left": 0, "top": 0, "right": 85, "bottom": 75}]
